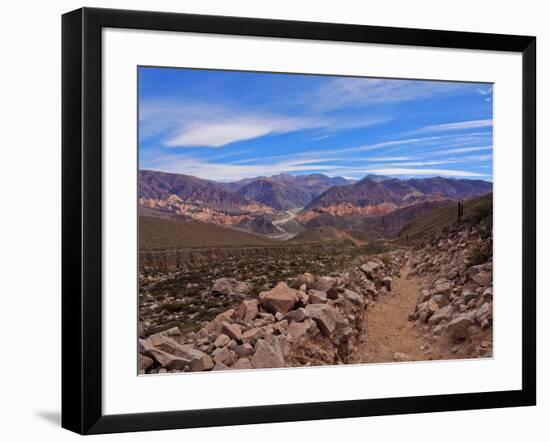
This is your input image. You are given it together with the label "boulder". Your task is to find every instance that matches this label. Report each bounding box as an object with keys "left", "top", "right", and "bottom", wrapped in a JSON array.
[
  {"left": 284, "top": 307, "right": 308, "bottom": 322},
  {"left": 158, "top": 326, "right": 181, "bottom": 338},
  {"left": 381, "top": 276, "right": 392, "bottom": 292},
  {"left": 360, "top": 261, "right": 380, "bottom": 279},
  {"left": 415, "top": 300, "right": 439, "bottom": 322},
  {"left": 446, "top": 314, "right": 475, "bottom": 339},
  {"left": 305, "top": 303, "right": 337, "bottom": 337},
  {"left": 432, "top": 294, "right": 449, "bottom": 307},
  {"left": 189, "top": 353, "right": 214, "bottom": 371},
  {"left": 212, "top": 361, "right": 229, "bottom": 371},
  {"left": 433, "top": 280, "right": 453, "bottom": 297},
  {"left": 236, "top": 299, "right": 259, "bottom": 322},
  {"left": 286, "top": 320, "right": 312, "bottom": 343},
  {"left": 475, "top": 302, "right": 492, "bottom": 328},
  {"left": 213, "top": 347, "right": 238, "bottom": 366},
  {"left": 341, "top": 289, "right": 365, "bottom": 306},
  {"left": 221, "top": 321, "right": 242, "bottom": 342},
  {"left": 272, "top": 319, "right": 289, "bottom": 335},
  {"left": 259, "top": 282, "right": 300, "bottom": 314},
  {"left": 145, "top": 348, "right": 189, "bottom": 371},
  {"left": 232, "top": 358, "right": 253, "bottom": 370},
  {"left": 307, "top": 289, "right": 328, "bottom": 304},
  {"left": 296, "top": 290, "right": 309, "bottom": 306},
  {"left": 214, "top": 333, "right": 231, "bottom": 348},
  {"left": 428, "top": 305, "right": 452, "bottom": 326},
  {"left": 472, "top": 271, "right": 492, "bottom": 286},
  {"left": 145, "top": 335, "right": 212, "bottom": 371},
  {"left": 461, "top": 288, "right": 478, "bottom": 304},
  {"left": 241, "top": 327, "right": 263, "bottom": 345},
  {"left": 251, "top": 339, "right": 285, "bottom": 368},
  {"left": 481, "top": 287, "right": 493, "bottom": 303},
  {"left": 311, "top": 277, "right": 339, "bottom": 298},
  {"left": 138, "top": 354, "right": 154, "bottom": 371},
  {"left": 362, "top": 279, "right": 377, "bottom": 295},
  {"left": 235, "top": 343, "right": 254, "bottom": 358},
  {"left": 204, "top": 309, "right": 235, "bottom": 334},
  {"left": 211, "top": 278, "right": 252, "bottom": 297}
]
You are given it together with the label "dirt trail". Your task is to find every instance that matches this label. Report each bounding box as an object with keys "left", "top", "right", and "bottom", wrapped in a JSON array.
[{"left": 358, "top": 261, "right": 437, "bottom": 363}]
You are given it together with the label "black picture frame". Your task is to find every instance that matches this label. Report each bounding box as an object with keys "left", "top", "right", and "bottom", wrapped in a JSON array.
[{"left": 62, "top": 7, "right": 537, "bottom": 435}]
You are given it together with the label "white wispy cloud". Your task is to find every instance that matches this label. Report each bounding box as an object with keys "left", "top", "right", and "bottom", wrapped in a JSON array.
[
  {"left": 144, "top": 154, "right": 350, "bottom": 181},
  {"left": 141, "top": 99, "right": 389, "bottom": 148},
  {"left": 165, "top": 117, "right": 306, "bottom": 147},
  {"left": 362, "top": 168, "right": 487, "bottom": 178},
  {"left": 306, "top": 78, "right": 471, "bottom": 111},
  {"left": 431, "top": 145, "right": 492, "bottom": 155},
  {"left": 410, "top": 119, "right": 493, "bottom": 135}
]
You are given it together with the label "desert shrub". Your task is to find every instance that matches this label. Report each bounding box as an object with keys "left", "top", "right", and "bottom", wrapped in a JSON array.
[
  {"left": 468, "top": 199, "right": 492, "bottom": 225},
  {"left": 160, "top": 301, "right": 187, "bottom": 312},
  {"left": 380, "top": 253, "right": 392, "bottom": 265},
  {"left": 467, "top": 246, "right": 491, "bottom": 266}
]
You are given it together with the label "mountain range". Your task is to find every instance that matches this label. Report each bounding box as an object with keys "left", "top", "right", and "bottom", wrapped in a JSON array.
[{"left": 139, "top": 169, "right": 492, "bottom": 240}]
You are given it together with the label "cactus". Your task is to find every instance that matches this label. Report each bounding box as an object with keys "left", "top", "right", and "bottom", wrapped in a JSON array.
[{"left": 457, "top": 201, "right": 464, "bottom": 222}]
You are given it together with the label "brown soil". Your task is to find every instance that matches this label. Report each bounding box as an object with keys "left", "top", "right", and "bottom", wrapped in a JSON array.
[
  {"left": 358, "top": 262, "right": 435, "bottom": 363},
  {"left": 358, "top": 260, "right": 493, "bottom": 364}
]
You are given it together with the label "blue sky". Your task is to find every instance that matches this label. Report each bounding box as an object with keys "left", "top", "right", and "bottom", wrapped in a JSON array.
[{"left": 139, "top": 67, "right": 493, "bottom": 182}]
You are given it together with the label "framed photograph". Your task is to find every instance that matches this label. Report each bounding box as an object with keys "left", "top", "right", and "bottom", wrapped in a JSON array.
[{"left": 62, "top": 7, "right": 536, "bottom": 434}]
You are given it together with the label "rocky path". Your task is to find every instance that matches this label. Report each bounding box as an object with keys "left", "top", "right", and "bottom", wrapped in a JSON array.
[{"left": 358, "top": 261, "right": 438, "bottom": 363}]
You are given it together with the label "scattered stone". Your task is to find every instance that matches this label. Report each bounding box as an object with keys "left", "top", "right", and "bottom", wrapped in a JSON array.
[
  {"left": 189, "top": 353, "right": 214, "bottom": 371},
  {"left": 236, "top": 299, "right": 259, "bottom": 322},
  {"left": 311, "top": 276, "right": 339, "bottom": 298},
  {"left": 258, "top": 282, "right": 300, "bottom": 314},
  {"left": 446, "top": 314, "right": 475, "bottom": 339},
  {"left": 221, "top": 321, "right": 242, "bottom": 342},
  {"left": 286, "top": 318, "right": 314, "bottom": 343},
  {"left": 475, "top": 302, "right": 492, "bottom": 329},
  {"left": 382, "top": 276, "right": 392, "bottom": 291},
  {"left": 360, "top": 261, "right": 380, "bottom": 279},
  {"left": 251, "top": 339, "right": 285, "bottom": 368},
  {"left": 211, "top": 278, "right": 252, "bottom": 297},
  {"left": 433, "top": 280, "right": 452, "bottom": 297},
  {"left": 428, "top": 305, "right": 452, "bottom": 326},
  {"left": 305, "top": 304, "right": 337, "bottom": 337},
  {"left": 235, "top": 343, "right": 254, "bottom": 358},
  {"left": 214, "top": 333, "right": 231, "bottom": 348},
  {"left": 341, "top": 289, "right": 364, "bottom": 306},
  {"left": 481, "top": 287, "right": 493, "bottom": 303},
  {"left": 472, "top": 271, "right": 492, "bottom": 286},
  {"left": 232, "top": 358, "right": 253, "bottom": 370},
  {"left": 284, "top": 307, "right": 308, "bottom": 322},
  {"left": 213, "top": 347, "right": 238, "bottom": 366},
  {"left": 139, "top": 354, "right": 154, "bottom": 371},
  {"left": 307, "top": 289, "right": 328, "bottom": 304},
  {"left": 461, "top": 288, "right": 478, "bottom": 304},
  {"left": 159, "top": 326, "right": 181, "bottom": 338},
  {"left": 212, "top": 361, "right": 229, "bottom": 371},
  {"left": 241, "top": 327, "right": 263, "bottom": 345}
]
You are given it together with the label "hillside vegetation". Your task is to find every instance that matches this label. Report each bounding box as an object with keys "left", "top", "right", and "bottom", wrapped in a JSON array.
[
  {"left": 139, "top": 216, "right": 274, "bottom": 250},
  {"left": 398, "top": 193, "right": 492, "bottom": 241}
]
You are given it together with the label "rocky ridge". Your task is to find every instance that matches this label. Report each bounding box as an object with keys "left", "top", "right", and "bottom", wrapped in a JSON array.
[
  {"left": 407, "top": 226, "right": 493, "bottom": 358},
  {"left": 138, "top": 252, "right": 405, "bottom": 373}
]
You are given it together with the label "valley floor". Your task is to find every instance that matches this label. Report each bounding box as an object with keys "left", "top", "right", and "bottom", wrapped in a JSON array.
[{"left": 138, "top": 228, "right": 493, "bottom": 374}]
